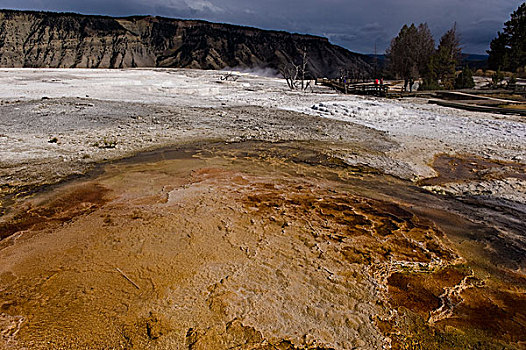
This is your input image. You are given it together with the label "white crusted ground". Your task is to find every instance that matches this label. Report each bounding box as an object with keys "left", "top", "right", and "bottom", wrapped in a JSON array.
[{"left": 0, "top": 68, "right": 525, "bottom": 199}]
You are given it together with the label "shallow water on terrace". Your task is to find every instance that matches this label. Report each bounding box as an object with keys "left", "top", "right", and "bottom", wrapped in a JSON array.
[{"left": 0, "top": 141, "right": 524, "bottom": 349}]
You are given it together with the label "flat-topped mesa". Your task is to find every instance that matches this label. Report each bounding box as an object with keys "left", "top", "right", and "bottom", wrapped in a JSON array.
[{"left": 0, "top": 10, "right": 372, "bottom": 78}]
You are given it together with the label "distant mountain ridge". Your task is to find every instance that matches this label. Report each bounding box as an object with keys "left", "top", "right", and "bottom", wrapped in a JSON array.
[
  {"left": 367, "top": 53, "right": 488, "bottom": 71},
  {"left": 460, "top": 54, "right": 489, "bottom": 70},
  {"left": 0, "top": 10, "right": 372, "bottom": 78}
]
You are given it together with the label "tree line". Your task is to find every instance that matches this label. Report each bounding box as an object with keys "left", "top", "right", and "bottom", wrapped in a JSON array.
[
  {"left": 387, "top": 2, "right": 525, "bottom": 91},
  {"left": 279, "top": 3, "right": 524, "bottom": 92},
  {"left": 386, "top": 23, "right": 473, "bottom": 91},
  {"left": 487, "top": 3, "right": 526, "bottom": 73}
]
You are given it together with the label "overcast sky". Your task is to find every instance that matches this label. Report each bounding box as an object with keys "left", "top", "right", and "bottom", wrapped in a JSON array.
[{"left": 0, "top": 0, "right": 522, "bottom": 54}]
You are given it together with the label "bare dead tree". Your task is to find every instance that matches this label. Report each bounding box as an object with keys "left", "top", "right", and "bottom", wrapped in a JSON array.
[
  {"left": 220, "top": 72, "right": 239, "bottom": 81},
  {"left": 280, "top": 47, "right": 312, "bottom": 91},
  {"left": 280, "top": 63, "right": 299, "bottom": 90},
  {"left": 300, "top": 48, "right": 307, "bottom": 91}
]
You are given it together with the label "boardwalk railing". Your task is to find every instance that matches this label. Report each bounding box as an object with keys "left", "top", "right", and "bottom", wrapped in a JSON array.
[{"left": 319, "top": 79, "right": 389, "bottom": 97}]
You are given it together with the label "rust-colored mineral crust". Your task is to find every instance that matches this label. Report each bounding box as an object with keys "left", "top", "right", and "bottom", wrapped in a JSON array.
[{"left": 0, "top": 143, "right": 524, "bottom": 349}]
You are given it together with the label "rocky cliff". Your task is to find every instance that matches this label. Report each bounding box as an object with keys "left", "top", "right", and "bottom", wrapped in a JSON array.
[{"left": 0, "top": 10, "right": 371, "bottom": 78}]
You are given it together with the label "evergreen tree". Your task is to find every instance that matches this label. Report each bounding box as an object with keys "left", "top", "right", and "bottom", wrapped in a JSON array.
[
  {"left": 387, "top": 24, "right": 417, "bottom": 84},
  {"left": 488, "top": 3, "right": 526, "bottom": 71},
  {"left": 488, "top": 31, "right": 509, "bottom": 70},
  {"left": 415, "top": 23, "right": 436, "bottom": 77},
  {"left": 454, "top": 66, "right": 475, "bottom": 89},
  {"left": 421, "top": 24, "right": 461, "bottom": 90},
  {"left": 420, "top": 55, "right": 442, "bottom": 90},
  {"left": 435, "top": 24, "right": 462, "bottom": 89},
  {"left": 387, "top": 23, "right": 435, "bottom": 91},
  {"left": 491, "top": 68, "right": 505, "bottom": 87}
]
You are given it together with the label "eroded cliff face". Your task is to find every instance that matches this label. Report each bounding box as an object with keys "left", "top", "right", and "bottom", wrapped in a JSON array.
[{"left": 0, "top": 10, "right": 371, "bottom": 77}]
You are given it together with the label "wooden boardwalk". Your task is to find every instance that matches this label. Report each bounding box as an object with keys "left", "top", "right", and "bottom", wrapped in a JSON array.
[
  {"left": 318, "top": 79, "right": 526, "bottom": 115},
  {"left": 319, "top": 79, "right": 388, "bottom": 97}
]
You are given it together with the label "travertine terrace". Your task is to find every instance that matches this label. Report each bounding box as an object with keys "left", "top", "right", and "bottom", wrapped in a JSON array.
[{"left": 0, "top": 69, "right": 525, "bottom": 349}]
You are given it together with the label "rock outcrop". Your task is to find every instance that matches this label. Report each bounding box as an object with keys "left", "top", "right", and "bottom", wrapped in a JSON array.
[{"left": 0, "top": 10, "right": 371, "bottom": 77}]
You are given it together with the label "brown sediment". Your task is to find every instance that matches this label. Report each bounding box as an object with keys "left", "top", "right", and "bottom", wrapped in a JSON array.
[
  {"left": 242, "top": 183, "right": 454, "bottom": 267},
  {"left": 419, "top": 154, "right": 526, "bottom": 186},
  {"left": 185, "top": 319, "right": 336, "bottom": 350},
  {"left": 0, "top": 141, "right": 524, "bottom": 349},
  {"left": 0, "top": 183, "right": 111, "bottom": 241},
  {"left": 438, "top": 285, "right": 526, "bottom": 340},
  {"left": 384, "top": 281, "right": 526, "bottom": 350},
  {"left": 387, "top": 266, "right": 471, "bottom": 317}
]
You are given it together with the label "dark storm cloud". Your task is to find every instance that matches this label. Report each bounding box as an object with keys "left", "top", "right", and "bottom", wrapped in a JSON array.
[{"left": 1, "top": 0, "right": 522, "bottom": 53}]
